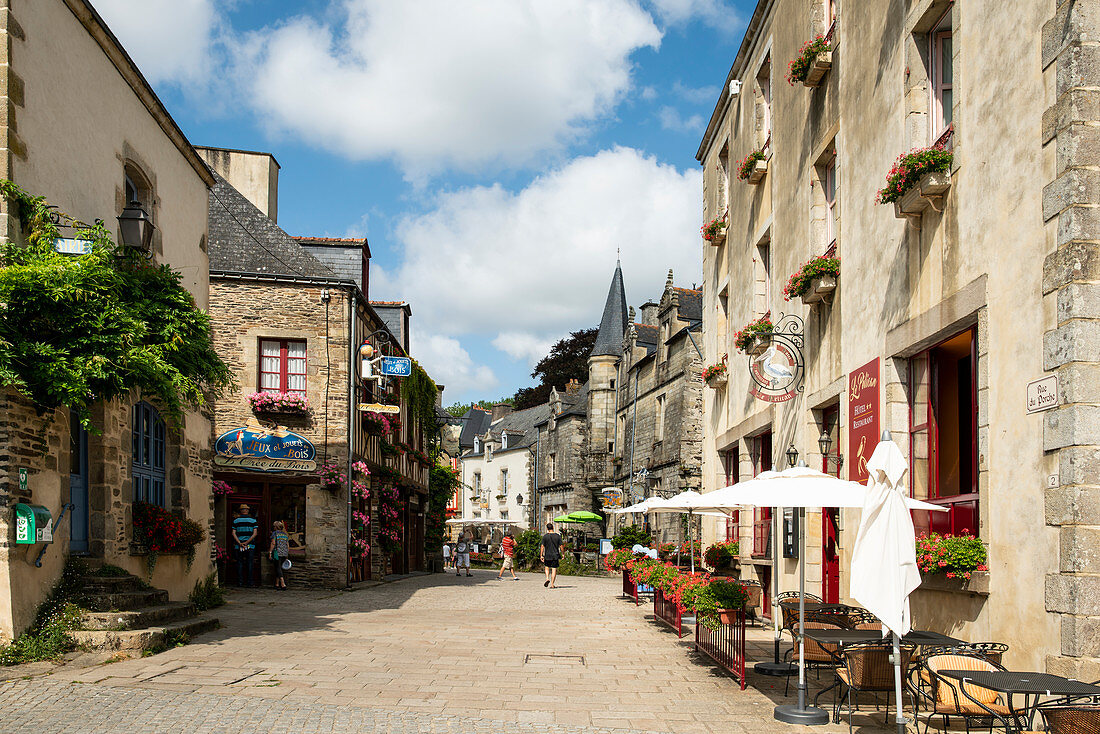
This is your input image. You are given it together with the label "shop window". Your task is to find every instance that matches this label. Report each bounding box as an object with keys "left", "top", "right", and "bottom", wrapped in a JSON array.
[
  {"left": 909, "top": 327, "right": 978, "bottom": 536},
  {"left": 132, "top": 401, "right": 166, "bottom": 506},
  {"left": 260, "top": 339, "right": 307, "bottom": 395},
  {"left": 929, "top": 4, "right": 954, "bottom": 145},
  {"left": 751, "top": 432, "right": 773, "bottom": 557},
  {"left": 270, "top": 484, "right": 306, "bottom": 553},
  {"left": 723, "top": 447, "right": 740, "bottom": 541}
]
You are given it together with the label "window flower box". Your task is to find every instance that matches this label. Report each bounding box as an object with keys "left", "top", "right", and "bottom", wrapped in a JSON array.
[
  {"left": 248, "top": 391, "right": 309, "bottom": 415},
  {"left": 702, "top": 359, "right": 728, "bottom": 388},
  {"left": 801, "top": 275, "right": 837, "bottom": 306},
  {"left": 783, "top": 255, "right": 840, "bottom": 306},
  {"left": 737, "top": 150, "right": 767, "bottom": 185},
  {"left": 705, "top": 372, "right": 728, "bottom": 389},
  {"left": 701, "top": 213, "right": 728, "bottom": 245},
  {"left": 894, "top": 171, "right": 952, "bottom": 221},
  {"left": 734, "top": 317, "right": 774, "bottom": 355},
  {"left": 786, "top": 37, "right": 832, "bottom": 88},
  {"left": 918, "top": 570, "right": 989, "bottom": 596}
]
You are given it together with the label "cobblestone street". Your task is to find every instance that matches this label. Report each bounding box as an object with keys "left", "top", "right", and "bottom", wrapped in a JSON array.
[{"left": 1, "top": 572, "right": 903, "bottom": 733}]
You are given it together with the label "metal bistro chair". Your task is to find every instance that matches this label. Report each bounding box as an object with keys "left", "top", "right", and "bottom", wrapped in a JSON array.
[
  {"left": 784, "top": 621, "right": 844, "bottom": 696},
  {"left": 847, "top": 609, "right": 883, "bottom": 631},
  {"left": 911, "top": 644, "right": 1010, "bottom": 708},
  {"left": 1039, "top": 704, "right": 1100, "bottom": 734},
  {"left": 834, "top": 641, "right": 915, "bottom": 734},
  {"left": 918, "top": 652, "right": 1012, "bottom": 734}
]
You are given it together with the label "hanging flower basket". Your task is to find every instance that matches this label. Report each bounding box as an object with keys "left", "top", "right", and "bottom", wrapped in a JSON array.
[
  {"left": 786, "top": 37, "right": 832, "bottom": 87},
  {"left": 318, "top": 462, "right": 345, "bottom": 492},
  {"left": 737, "top": 150, "right": 767, "bottom": 184},
  {"left": 702, "top": 359, "right": 728, "bottom": 388},
  {"left": 212, "top": 479, "right": 234, "bottom": 497},
  {"left": 701, "top": 213, "right": 728, "bottom": 245},
  {"left": 733, "top": 317, "right": 773, "bottom": 354},
  {"left": 248, "top": 391, "right": 310, "bottom": 415},
  {"left": 876, "top": 146, "right": 953, "bottom": 220}
]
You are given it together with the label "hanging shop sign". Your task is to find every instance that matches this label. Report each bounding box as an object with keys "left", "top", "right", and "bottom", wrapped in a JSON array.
[
  {"left": 599, "top": 488, "right": 623, "bottom": 509},
  {"left": 847, "top": 357, "right": 880, "bottom": 483},
  {"left": 380, "top": 356, "right": 413, "bottom": 377},
  {"left": 748, "top": 313, "right": 805, "bottom": 403},
  {"left": 358, "top": 402, "right": 401, "bottom": 414},
  {"left": 214, "top": 426, "right": 317, "bottom": 473}
]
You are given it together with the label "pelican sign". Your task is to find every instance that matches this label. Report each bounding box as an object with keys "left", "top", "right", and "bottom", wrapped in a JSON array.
[
  {"left": 214, "top": 425, "right": 317, "bottom": 473},
  {"left": 748, "top": 313, "right": 805, "bottom": 403}
]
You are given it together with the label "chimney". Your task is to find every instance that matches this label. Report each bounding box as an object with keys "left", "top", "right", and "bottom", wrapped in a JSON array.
[
  {"left": 195, "top": 147, "right": 280, "bottom": 222},
  {"left": 640, "top": 301, "right": 659, "bottom": 326},
  {"left": 565, "top": 379, "right": 581, "bottom": 394},
  {"left": 491, "top": 403, "right": 513, "bottom": 421}
]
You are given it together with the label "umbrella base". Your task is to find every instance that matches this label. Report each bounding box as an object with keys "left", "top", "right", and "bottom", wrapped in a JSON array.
[
  {"left": 755, "top": 661, "right": 796, "bottom": 676},
  {"left": 774, "top": 705, "right": 830, "bottom": 726}
]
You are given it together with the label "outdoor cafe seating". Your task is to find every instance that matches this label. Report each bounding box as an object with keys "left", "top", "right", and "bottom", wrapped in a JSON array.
[
  {"left": 833, "top": 641, "right": 915, "bottom": 734},
  {"left": 917, "top": 652, "right": 1013, "bottom": 734}
]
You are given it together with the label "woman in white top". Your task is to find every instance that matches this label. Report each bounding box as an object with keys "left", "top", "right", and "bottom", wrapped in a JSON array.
[{"left": 455, "top": 535, "right": 472, "bottom": 577}]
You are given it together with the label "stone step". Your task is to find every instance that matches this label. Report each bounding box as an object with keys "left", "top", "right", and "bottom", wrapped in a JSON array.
[
  {"left": 79, "top": 602, "right": 198, "bottom": 631},
  {"left": 71, "top": 616, "right": 220, "bottom": 652},
  {"left": 79, "top": 575, "right": 145, "bottom": 593},
  {"left": 81, "top": 589, "right": 170, "bottom": 612}
]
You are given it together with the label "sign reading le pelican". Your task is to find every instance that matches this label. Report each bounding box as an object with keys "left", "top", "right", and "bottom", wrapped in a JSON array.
[
  {"left": 214, "top": 426, "right": 317, "bottom": 472},
  {"left": 748, "top": 313, "right": 805, "bottom": 403}
]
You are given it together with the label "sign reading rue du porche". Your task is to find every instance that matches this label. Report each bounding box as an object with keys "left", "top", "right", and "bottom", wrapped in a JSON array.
[{"left": 1026, "top": 374, "right": 1059, "bottom": 414}]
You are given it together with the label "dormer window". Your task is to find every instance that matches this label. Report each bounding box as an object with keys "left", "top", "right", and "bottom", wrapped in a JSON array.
[
  {"left": 486, "top": 445, "right": 493, "bottom": 462},
  {"left": 474, "top": 437, "right": 481, "bottom": 453},
  {"left": 501, "top": 433, "right": 508, "bottom": 450}
]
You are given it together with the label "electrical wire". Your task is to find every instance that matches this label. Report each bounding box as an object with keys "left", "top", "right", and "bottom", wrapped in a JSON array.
[{"left": 209, "top": 187, "right": 300, "bottom": 275}]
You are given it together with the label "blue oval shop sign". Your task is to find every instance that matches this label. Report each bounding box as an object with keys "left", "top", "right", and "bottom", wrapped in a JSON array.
[{"left": 214, "top": 427, "right": 317, "bottom": 473}]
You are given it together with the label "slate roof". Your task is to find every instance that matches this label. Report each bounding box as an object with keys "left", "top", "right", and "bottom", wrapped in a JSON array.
[
  {"left": 557, "top": 382, "right": 589, "bottom": 418},
  {"left": 466, "top": 404, "right": 551, "bottom": 456},
  {"left": 591, "top": 261, "right": 628, "bottom": 357},
  {"left": 674, "top": 288, "right": 702, "bottom": 322},
  {"left": 633, "top": 323, "right": 659, "bottom": 355},
  {"left": 458, "top": 408, "right": 493, "bottom": 450},
  {"left": 207, "top": 171, "right": 335, "bottom": 278}
]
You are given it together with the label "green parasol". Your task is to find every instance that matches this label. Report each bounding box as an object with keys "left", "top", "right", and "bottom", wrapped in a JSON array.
[
  {"left": 565, "top": 511, "right": 604, "bottom": 523},
  {"left": 552, "top": 514, "right": 584, "bottom": 524}
]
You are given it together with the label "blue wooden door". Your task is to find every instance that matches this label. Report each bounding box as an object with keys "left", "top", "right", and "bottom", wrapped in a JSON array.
[{"left": 69, "top": 410, "right": 89, "bottom": 553}]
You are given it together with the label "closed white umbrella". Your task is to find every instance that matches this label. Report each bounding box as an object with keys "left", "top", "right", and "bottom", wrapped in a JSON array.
[
  {"left": 850, "top": 433, "right": 927, "bottom": 734},
  {"left": 698, "top": 464, "right": 944, "bottom": 726}
]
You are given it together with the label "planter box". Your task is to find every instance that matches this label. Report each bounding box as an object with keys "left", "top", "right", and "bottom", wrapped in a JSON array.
[
  {"left": 917, "top": 570, "right": 989, "bottom": 596},
  {"left": 707, "top": 228, "right": 727, "bottom": 246},
  {"left": 705, "top": 373, "right": 728, "bottom": 389},
  {"left": 894, "top": 171, "right": 951, "bottom": 221},
  {"left": 802, "top": 49, "right": 833, "bottom": 87},
  {"left": 745, "top": 333, "right": 771, "bottom": 356},
  {"left": 800, "top": 274, "right": 837, "bottom": 306},
  {"left": 746, "top": 158, "right": 768, "bottom": 185}
]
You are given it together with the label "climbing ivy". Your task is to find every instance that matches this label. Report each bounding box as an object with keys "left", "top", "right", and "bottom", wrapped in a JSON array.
[
  {"left": 400, "top": 359, "right": 439, "bottom": 434},
  {"left": 425, "top": 463, "right": 459, "bottom": 552},
  {"left": 0, "top": 180, "right": 234, "bottom": 429}
]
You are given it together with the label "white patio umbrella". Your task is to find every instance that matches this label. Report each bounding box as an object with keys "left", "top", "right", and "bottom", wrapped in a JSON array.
[
  {"left": 850, "top": 433, "right": 926, "bottom": 734},
  {"left": 646, "top": 491, "right": 731, "bottom": 573},
  {"left": 699, "top": 464, "right": 944, "bottom": 726}
]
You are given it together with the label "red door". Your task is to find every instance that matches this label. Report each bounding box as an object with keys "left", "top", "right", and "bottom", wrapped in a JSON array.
[{"left": 821, "top": 405, "right": 841, "bottom": 603}]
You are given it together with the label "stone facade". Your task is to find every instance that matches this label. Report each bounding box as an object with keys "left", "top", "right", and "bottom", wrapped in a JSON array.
[
  {"left": 0, "top": 0, "right": 217, "bottom": 640},
  {"left": 697, "top": 0, "right": 1090, "bottom": 672}
]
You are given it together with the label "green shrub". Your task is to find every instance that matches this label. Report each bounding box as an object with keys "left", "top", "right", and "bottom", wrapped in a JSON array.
[
  {"left": 0, "top": 603, "right": 82, "bottom": 666},
  {"left": 188, "top": 572, "right": 225, "bottom": 612},
  {"left": 92, "top": 564, "right": 130, "bottom": 577},
  {"left": 611, "top": 525, "right": 651, "bottom": 550},
  {"left": 513, "top": 529, "right": 542, "bottom": 568}
]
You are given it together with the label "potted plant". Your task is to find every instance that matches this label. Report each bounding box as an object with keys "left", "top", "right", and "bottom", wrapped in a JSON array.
[
  {"left": 694, "top": 578, "right": 749, "bottom": 628},
  {"left": 701, "top": 212, "right": 728, "bottom": 245},
  {"left": 737, "top": 149, "right": 767, "bottom": 184},
  {"left": 702, "top": 358, "right": 728, "bottom": 388},
  {"left": 783, "top": 255, "right": 840, "bottom": 305},
  {"left": 704, "top": 540, "right": 740, "bottom": 572},
  {"left": 916, "top": 532, "right": 988, "bottom": 582},
  {"left": 733, "top": 316, "right": 774, "bottom": 355},
  {"left": 786, "top": 36, "right": 832, "bottom": 87},
  {"left": 248, "top": 391, "right": 310, "bottom": 415},
  {"left": 318, "top": 462, "right": 345, "bottom": 492},
  {"left": 876, "top": 146, "right": 953, "bottom": 219}
]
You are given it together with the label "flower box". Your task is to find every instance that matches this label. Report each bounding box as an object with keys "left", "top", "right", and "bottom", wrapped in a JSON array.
[
  {"left": 248, "top": 391, "right": 310, "bottom": 415},
  {"left": 717, "top": 608, "right": 741, "bottom": 625},
  {"left": 800, "top": 274, "right": 837, "bottom": 306},
  {"left": 701, "top": 213, "right": 728, "bottom": 245},
  {"left": 708, "top": 227, "right": 727, "bottom": 245},
  {"left": 918, "top": 570, "right": 989, "bottom": 596},
  {"left": 746, "top": 158, "right": 767, "bottom": 184},
  {"left": 894, "top": 171, "right": 952, "bottom": 220},
  {"left": 747, "top": 334, "right": 770, "bottom": 356},
  {"left": 706, "top": 373, "right": 728, "bottom": 389},
  {"left": 802, "top": 49, "right": 832, "bottom": 87}
]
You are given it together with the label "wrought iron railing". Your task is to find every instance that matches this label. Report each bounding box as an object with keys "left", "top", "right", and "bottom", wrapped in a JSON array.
[
  {"left": 654, "top": 588, "right": 684, "bottom": 638},
  {"left": 695, "top": 612, "right": 747, "bottom": 689}
]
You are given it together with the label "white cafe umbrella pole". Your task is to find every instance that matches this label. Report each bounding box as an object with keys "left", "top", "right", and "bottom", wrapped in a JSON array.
[{"left": 756, "top": 508, "right": 795, "bottom": 677}]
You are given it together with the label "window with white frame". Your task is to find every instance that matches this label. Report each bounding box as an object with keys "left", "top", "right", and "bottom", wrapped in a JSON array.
[
  {"left": 260, "top": 339, "right": 307, "bottom": 395},
  {"left": 930, "top": 5, "right": 953, "bottom": 141},
  {"left": 756, "top": 54, "right": 772, "bottom": 145},
  {"left": 824, "top": 153, "right": 838, "bottom": 249},
  {"left": 549, "top": 452, "right": 556, "bottom": 481},
  {"left": 501, "top": 468, "right": 508, "bottom": 494},
  {"left": 501, "top": 433, "right": 508, "bottom": 450},
  {"left": 474, "top": 436, "right": 481, "bottom": 453},
  {"left": 826, "top": 0, "right": 838, "bottom": 33}
]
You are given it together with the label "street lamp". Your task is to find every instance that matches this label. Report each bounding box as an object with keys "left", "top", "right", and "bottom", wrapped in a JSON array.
[
  {"left": 818, "top": 430, "right": 845, "bottom": 471},
  {"left": 117, "top": 201, "right": 154, "bottom": 255},
  {"left": 785, "top": 444, "right": 799, "bottom": 468}
]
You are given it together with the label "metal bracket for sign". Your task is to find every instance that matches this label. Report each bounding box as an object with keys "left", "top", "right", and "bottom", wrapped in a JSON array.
[
  {"left": 34, "top": 503, "right": 74, "bottom": 568},
  {"left": 748, "top": 313, "right": 805, "bottom": 401}
]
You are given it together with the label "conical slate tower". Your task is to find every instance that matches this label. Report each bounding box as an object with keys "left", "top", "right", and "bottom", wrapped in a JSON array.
[{"left": 591, "top": 260, "right": 628, "bottom": 357}]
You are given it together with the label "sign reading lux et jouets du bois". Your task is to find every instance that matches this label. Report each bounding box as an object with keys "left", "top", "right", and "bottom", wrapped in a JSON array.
[{"left": 214, "top": 426, "right": 317, "bottom": 473}]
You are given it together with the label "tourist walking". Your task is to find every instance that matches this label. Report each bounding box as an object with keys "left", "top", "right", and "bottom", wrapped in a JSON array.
[
  {"left": 269, "top": 520, "right": 290, "bottom": 590},
  {"left": 496, "top": 533, "right": 519, "bottom": 580},
  {"left": 442, "top": 540, "right": 452, "bottom": 571},
  {"left": 232, "top": 503, "right": 259, "bottom": 588},
  {"left": 455, "top": 534, "right": 472, "bottom": 577},
  {"left": 540, "top": 522, "right": 562, "bottom": 588}
]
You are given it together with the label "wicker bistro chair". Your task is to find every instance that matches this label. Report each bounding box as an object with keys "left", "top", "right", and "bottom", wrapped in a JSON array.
[
  {"left": 910, "top": 644, "right": 1011, "bottom": 705},
  {"left": 784, "top": 622, "right": 844, "bottom": 696},
  {"left": 918, "top": 653, "right": 1012, "bottom": 734},
  {"left": 741, "top": 580, "right": 764, "bottom": 627},
  {"left": 833, "top": 642, "right": 915, "bottom": 734},
  {"left": 1039, "top": 705, "right": 1100, "bottom": 734}
]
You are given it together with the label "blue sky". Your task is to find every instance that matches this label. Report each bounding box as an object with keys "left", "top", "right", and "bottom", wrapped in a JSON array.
[{"left": 96, "top": 0, "right": 750, "bottom": 405}]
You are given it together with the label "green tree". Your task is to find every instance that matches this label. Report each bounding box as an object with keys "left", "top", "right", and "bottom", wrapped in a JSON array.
[
  {"left": 426, "top": 464, "right": 460, "bottom": 553},
  {"left": 0, "top": 181, "right": 233, "bottom": 429},
  {"left": 612, "top": 524, "right": 652, "bottom": 550},
  {"left": 512, "top": 327, "right": 597, "bottom": 409},
  {"left": 444, "top": 397, "right": 512, "bottom": 418}
]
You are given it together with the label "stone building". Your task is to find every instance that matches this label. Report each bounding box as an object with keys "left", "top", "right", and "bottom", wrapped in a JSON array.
[
  {"left": 0, "top": 0, "right": 217, "bottom": 640},
  {"left": 533, "top": 264, "right": 704, "bottom": 547},
  {"left": 201, "top": 147, "right": 436, "bottom": 585},
  {"left": 696, "top": 0, "right": 1099, "bottom": 675},
  {"left": 458, "top": 403, "right": 548, "bottom": 541}
]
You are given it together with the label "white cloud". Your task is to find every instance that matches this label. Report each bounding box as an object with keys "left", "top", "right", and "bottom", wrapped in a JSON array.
[
  {"left": 658, "top": 106, "right": 705, "bottom": 133},
  {"left": 492, "top": 332, "right": 555, "bottom": 366},
  {"left": 92, "top": 0, "right": 219, "bottom": 85},
  {"left": 240, "top": 0, "right": 661, "bottom": 177},
  {"left": 373, "top": 147, "right": 701, "bottom": 397},
  {"left": 672, "top": 81, "right": 719, "bottom": 105},
  {"left": 645, "top": 0, "right": 742, "bottom": 32},
  {"left": 411, "top": 333, "right": 498, "bottom": 399}
]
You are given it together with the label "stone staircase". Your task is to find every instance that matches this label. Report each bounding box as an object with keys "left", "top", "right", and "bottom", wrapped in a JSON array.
[{"left": 70, "top": 571, "right": 219, "bottom": 652}]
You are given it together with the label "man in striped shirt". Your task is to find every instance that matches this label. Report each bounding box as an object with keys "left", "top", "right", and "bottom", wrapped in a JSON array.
[{"left": 496, "top": 532, "right": 519, "bottom": 580}]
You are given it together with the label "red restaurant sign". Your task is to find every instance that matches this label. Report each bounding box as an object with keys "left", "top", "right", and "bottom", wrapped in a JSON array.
[{"left": 847, "top": 358, "right": 880, "bottom": 483}]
